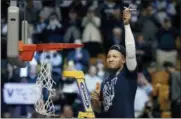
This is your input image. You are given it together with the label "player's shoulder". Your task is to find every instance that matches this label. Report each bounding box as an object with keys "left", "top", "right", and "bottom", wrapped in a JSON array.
[
  {"left": 123, "top": 65, "right": 138, "bottom": 78},
  {"left": 124, "top": 64, "right": 138, "bottom": 73}
]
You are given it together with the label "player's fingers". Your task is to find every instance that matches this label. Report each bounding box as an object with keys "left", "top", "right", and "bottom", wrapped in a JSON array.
[
  {"left": 123, "top": 8, "right": 130, "bottom": 13},
  {"left": 91, "top": 94, "right": 99, "bottom": 100},
  {"left": 123, "top": 15, "right": 128, "bottom": 19},
  {"left": 91, "top": 96, "right": 99, "bottom": 100},
  {"left": 91, "top": 91, "right": 99, "bottom": 98},
  {"left": 96, "top": 82, "right": 100, "bottom": 91},
  {"left": 92, "top": 89, "right": 99, "bottom": 94},
  {"left": 91, "top": 91, "right": 99, "bottom": 97},
  {"left": 124, "top": 11, "right": 130, "bottom": 16},
  {"left": 123, "top": 13, "right": 127, "bottom": 17},
  {"left": 124, "top": 8, "right": 129, "bottom": 11},
  {"left": 124, "top": 12, "right": 130, "bottom": 17},
  {"left": 123, "top": 12, "right": 129, "bottom": 18}
]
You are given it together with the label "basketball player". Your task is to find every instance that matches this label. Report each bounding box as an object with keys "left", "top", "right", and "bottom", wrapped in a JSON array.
[{"left": 91, "top": 7, "right": 138, "bottom": 118}]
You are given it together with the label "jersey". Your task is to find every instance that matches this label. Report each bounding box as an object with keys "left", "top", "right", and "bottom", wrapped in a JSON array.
[{"left": 99, "top": 65, "right": 138, "bottom": 118}]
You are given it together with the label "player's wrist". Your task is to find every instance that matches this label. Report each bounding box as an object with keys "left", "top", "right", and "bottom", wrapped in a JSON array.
[
  {"left": 124, "top": 21, "right": 130, "bottom": 25},
  {"left": 124, "top": 24, "right": 130, "bottom": 28}
]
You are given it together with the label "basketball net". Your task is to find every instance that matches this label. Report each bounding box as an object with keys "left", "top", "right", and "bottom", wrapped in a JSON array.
[{"left": 34, "top": 58, "right": 57, "bottom": 116}]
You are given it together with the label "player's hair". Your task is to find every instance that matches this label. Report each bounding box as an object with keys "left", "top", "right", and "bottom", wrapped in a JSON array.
[{"left": 108, "top": 45, "right": 126, "bottom": 57}]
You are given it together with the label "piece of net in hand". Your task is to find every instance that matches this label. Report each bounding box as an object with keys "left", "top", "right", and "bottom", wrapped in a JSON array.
[{"left": 34, "top": 60, "right": 58, "bottom": 117}]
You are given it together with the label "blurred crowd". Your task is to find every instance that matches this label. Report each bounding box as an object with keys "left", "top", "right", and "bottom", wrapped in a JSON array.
[{"left": 1, "top": 0, "right": 180, "bottom": 118}]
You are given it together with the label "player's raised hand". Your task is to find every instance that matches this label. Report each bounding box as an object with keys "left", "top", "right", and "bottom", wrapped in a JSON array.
[
  {"left": 123, "top": 5, "right": 136, "bottom": 25},
  {"left": 123, "top": 8, "right": 131, "bottom": 25}
]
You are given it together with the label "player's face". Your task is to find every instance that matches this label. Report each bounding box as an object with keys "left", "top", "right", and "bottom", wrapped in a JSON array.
[{"left": 106, "top": 50, "right": 125, "bottom": 70}]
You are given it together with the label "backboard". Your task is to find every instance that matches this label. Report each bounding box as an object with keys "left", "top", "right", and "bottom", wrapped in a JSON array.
[{"left": 7, "top": 2, "right": 26, "bottom": 67}]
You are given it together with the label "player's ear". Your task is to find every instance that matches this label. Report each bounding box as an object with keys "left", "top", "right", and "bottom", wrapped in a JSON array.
[
  {"left": 122, "top": 59, "right": 126, "bottom": 64},
  {"left": 121, "top": 55, "right": 126, "bottom": 64}
]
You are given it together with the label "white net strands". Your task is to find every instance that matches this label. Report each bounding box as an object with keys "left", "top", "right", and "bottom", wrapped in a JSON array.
[{"left": 34, "top": 59, "right": 57, "bottom": 117}]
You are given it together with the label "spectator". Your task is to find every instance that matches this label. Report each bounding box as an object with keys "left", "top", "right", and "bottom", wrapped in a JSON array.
[
  {"left": 172, "top": 1, "right": 180, "bottom": 30},
  {"left": 39, "top": 51, "right": 63, "bottom": 71},
  {"left": 27, "top": 58, "right": 38, "bottom": 83},
  {"left": 134, "top": 72, "right": 153, "bottom": 117},
  {"left": 41, "top": 13, "right": 64, "bottom": 43},
  {"left": 32, "top": 1, "right": 42, "bottom": 11},
  {"left": 33, "top": 16, "right": 48, "bottom": 43},
  {"left": 136, "top": 3, "right": 161, "bottom": 56},
  {"left": 111, "top": 7, "right": 123, "bottom": 29},
  {"left": 156, "top": 18, "right": 179, "bottom": 69},
  {"left": 99, "top": 0, "right": 121, "bottom": 28},
  {"left": 64, "top": 9, "right": 81, "bottom": 43},
  {"left": 153, "top": 0, "right": 176, "bottom": 23},
  {"left": 130, "top": 0, "right": 141, "bottom": 24},
  {"left": 138, "top": 100, "right": 154, "bottom": 118},
  {"left": 49, "top": 51, "right": 63, "bottom": 81},
  {"left": 112, "top": 27, "right": 123, "bottom": 45},
  {"left": 163, "top": 62, "right": 181, "bottom": 118},
  {"left": 110, "top": 28, "right": 124, "bottom": 46},
  {"left": 69, "top": 0, "right": 86, "bottom": 19},
  {"left": 153, "top": 0, "right": 168, "bottom": 23},
  {"left": 96, "top": 60, "right": 105, "bottom": 80},
  {"left": 52, "top": 84, "right": 65, "bottom": 105},
  {"left": 20, "top": 0, "right": 38, "bottom": 24},
  {"left": 138, "top": 73, "right": 153, "bottom": 95},
  {"left": 136, "top": 34, "right": 153, "bottom": 71},
  {"left": 100, "top": 0, "right": 123, "bottom": 50},
  {"left": 60, "top": 105, "right": 74, "bottom": 118},
  {"left": 134, "top": 86, "right": 149, "bottom": 117},
  {"left": 62, "top": 61, "right": 79, "bottom": 105},
  {"left": 39, "top": 6, "right": 54, "bottom": 21},
  {"left": 7, "top": 63, "right": 21, "bottom": 83},
  {"left": 142, "top": 62, "right": 157, "bottom": 83},
  {"left": 67, "top": 39, "right": 90, "bottom": 72},
  {"left": 82, "top": 7, "right": 102, "bottom": 57},
  {"left": 86, "top": 0, "right": 99, "bottom": 15},
  {"left": 35, "top": 16, "right": 47, "bottom": 34},
  {"left": 105, "top": 27, "right": 124, "bottom": 52},
  {"left": 2, "top": 112, "right": 11, "bottom": 118},
  {"left": 85, "top": 65, "right": 102, "bottom": 93},
  {"left": 1, "top": 16, "right": 7, "bottom": 36},
  {"left": 40, "top": 0, "right": 62, "bottom": 21}
]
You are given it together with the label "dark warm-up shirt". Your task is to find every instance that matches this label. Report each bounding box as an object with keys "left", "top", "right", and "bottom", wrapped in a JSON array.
[{"left": 97, "top": 66, "right": 138, "bottom": 118}]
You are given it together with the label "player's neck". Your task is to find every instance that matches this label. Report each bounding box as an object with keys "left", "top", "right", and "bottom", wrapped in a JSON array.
[
  {"left": 108, "top": 65, "right": 124, "bottom": 77},
  {"left": 116, "top": 65, "right": 124, "bottom": 76}
]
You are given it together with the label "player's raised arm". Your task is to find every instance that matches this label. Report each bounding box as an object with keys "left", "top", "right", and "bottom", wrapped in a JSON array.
[{"left": 123, "top": 8, "right": 137, "bottom": 71}]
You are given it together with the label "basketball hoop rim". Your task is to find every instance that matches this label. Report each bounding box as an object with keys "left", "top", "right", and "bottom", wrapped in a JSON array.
[{"left": 19, "top": 41, "right": 84, "bottom": 61}]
